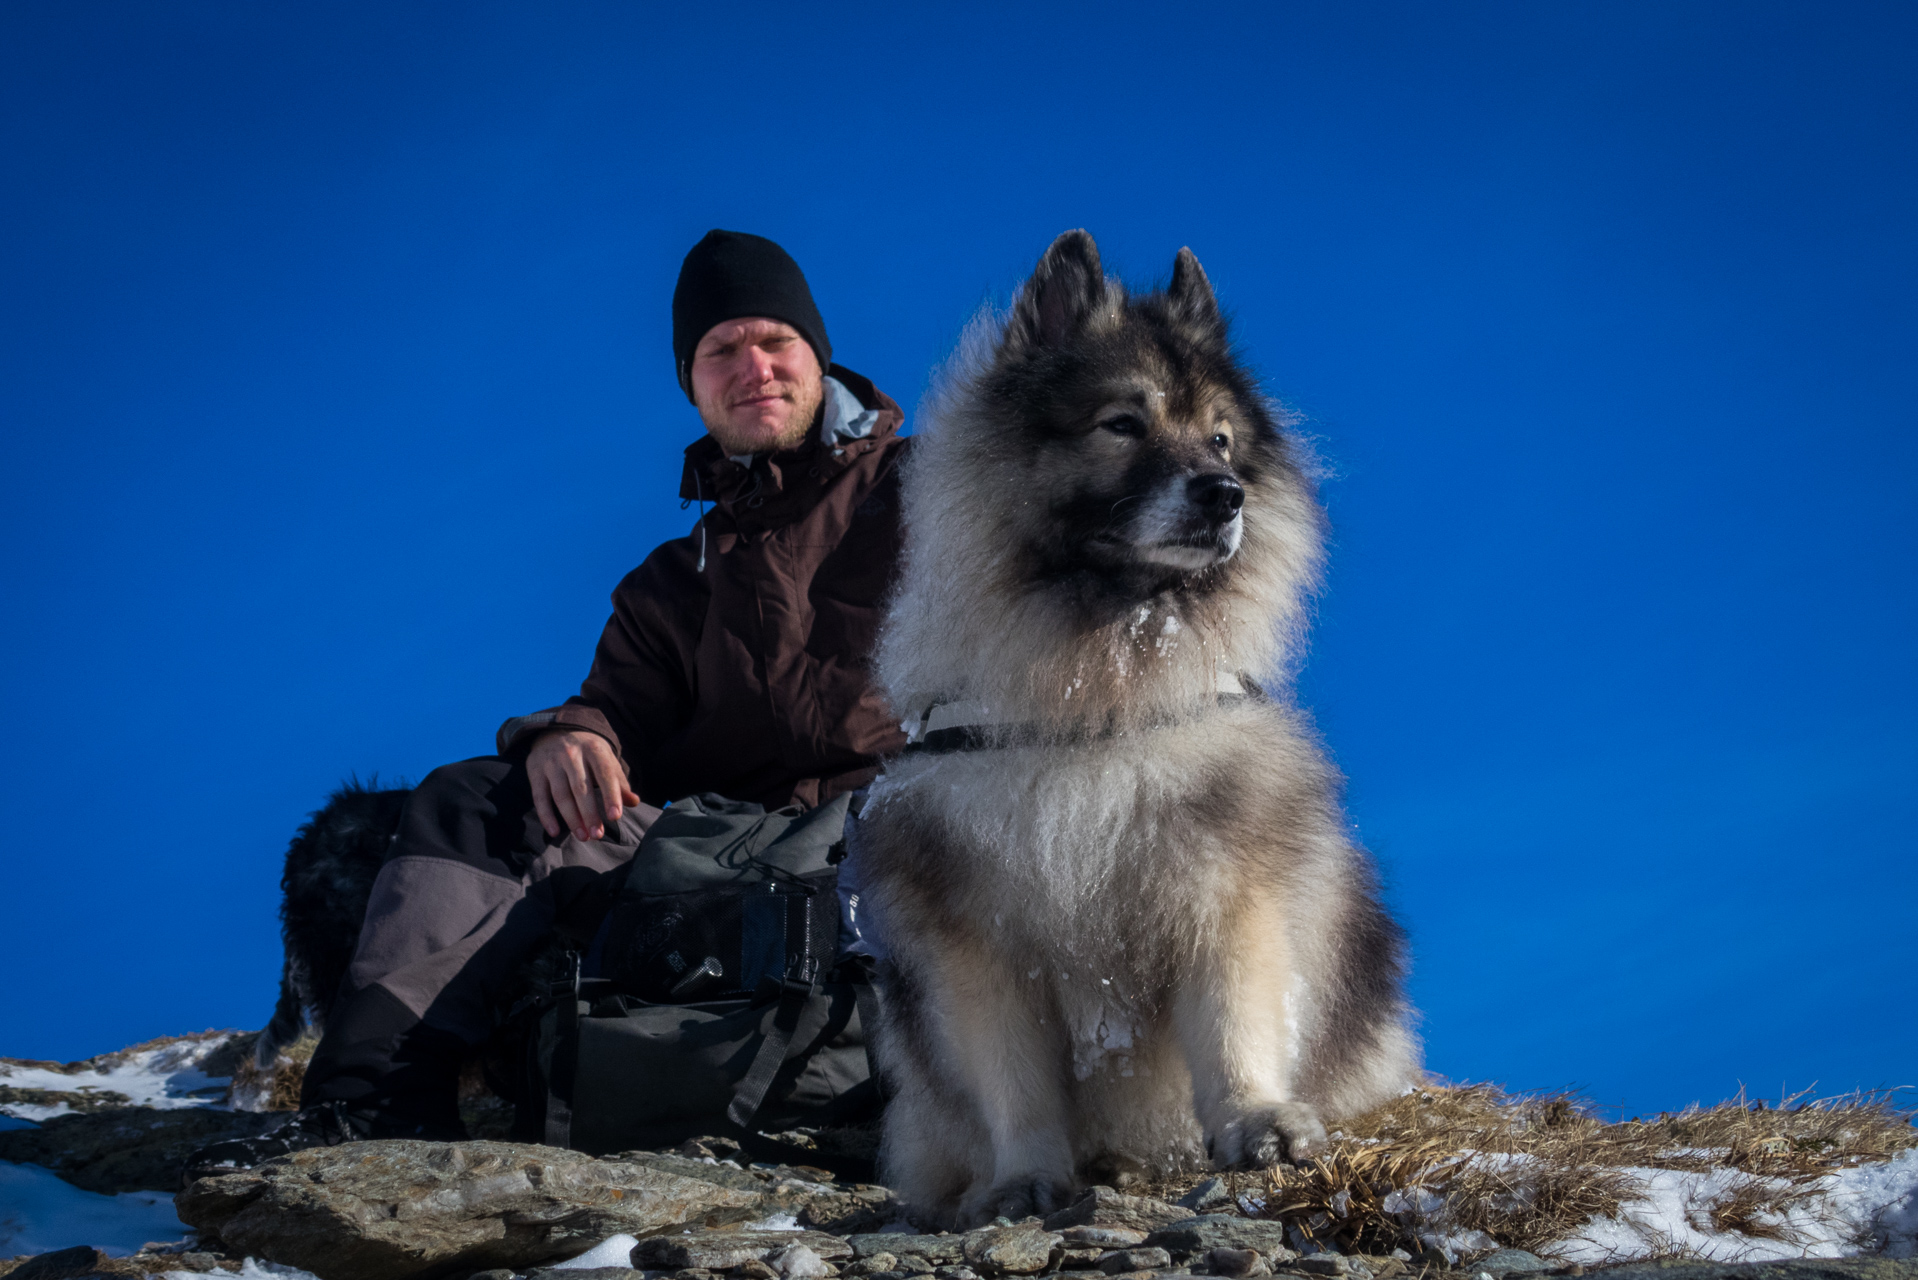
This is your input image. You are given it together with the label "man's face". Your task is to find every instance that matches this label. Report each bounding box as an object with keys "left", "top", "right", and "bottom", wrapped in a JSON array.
[{"left": 690, "top": 317, "right": 824, "bottom": 456}]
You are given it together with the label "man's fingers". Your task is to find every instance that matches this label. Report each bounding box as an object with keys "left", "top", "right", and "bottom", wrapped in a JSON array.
[
  {"left": 563, "top": 748, "right": 603, "bottom": 841},
  {"left": 547, "top": 762, "right": 588, "bottom": 840},
  {"left": 530, "top": 769, "right": 563, "bottom": 840},
  {"left": 588, "top": 745, "right": 626, "bottom": 824}
]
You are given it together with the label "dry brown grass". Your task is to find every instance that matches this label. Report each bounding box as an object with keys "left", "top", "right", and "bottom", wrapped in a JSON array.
[
  {"left": 1144, "top": 1083, "right": 1914, "bottom": 1261},
  {"left": 224, "top": 1032, "right": 316, "bottom": 1112}
]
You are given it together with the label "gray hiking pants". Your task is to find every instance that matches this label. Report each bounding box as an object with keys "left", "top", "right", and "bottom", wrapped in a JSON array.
[{"left": 300, "top": 756, "right": 659, "bottom": 1132}]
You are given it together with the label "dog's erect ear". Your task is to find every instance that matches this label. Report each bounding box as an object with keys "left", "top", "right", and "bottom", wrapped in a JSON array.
[
  {"left": 1009, "top": 229, "right": 1108, "bottom": 356},
  {"left": 1168, "top": 247, "right": 1223, "bottom": 334}
]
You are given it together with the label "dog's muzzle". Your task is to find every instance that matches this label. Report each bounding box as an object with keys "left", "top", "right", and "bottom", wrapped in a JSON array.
[{"left": 1127, "top": 472, "right": 1246, "bottom": 570}]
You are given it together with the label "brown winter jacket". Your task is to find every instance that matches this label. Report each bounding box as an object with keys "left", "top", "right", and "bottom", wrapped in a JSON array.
[{"left": 494, "top": 365, "right": 909, "bottom": 810}]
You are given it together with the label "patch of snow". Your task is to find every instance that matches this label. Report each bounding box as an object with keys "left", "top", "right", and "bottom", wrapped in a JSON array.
[
  {"left": 163, "top": 1261, "right": 321, "bottom": 1280},
  {"left": 1545, "top": 1153, "right": 1918, "bottom": 1264},
  {"left": 744, "top": 1211, "right": 803, "bottom": 1231},
  {"left": 1386, "top": 1146, "right": 1918, "bottom": 1265},
  {"left": 1418, "top": 1229, "right": 1498, "bottom": 1264},
  {"left": 550, "top": 1232, "right": 639, "bottom": 1269},
  {"left": 0, "top": 1035, "right": 237, "bottom": 1121},
  {"left": 0, "top": 1160, "right": 190, "bottom": 1258}
]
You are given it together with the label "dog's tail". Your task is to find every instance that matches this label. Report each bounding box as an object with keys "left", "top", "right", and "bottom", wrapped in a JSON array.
[{"left": 254, "top": 952, "right": 313, "bottom": 1070}]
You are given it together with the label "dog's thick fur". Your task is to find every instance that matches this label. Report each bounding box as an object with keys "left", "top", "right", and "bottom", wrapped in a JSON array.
[{"left": 856, "top": 231, "right": 1419, "bottom": 1226}]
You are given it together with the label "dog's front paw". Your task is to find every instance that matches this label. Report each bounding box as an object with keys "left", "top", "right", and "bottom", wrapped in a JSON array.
[
  {"left": 1210, "top": 1101, "right": 1327, "bottom": 1168},
  {"left": 960, "top": 1173, "right": 1074, "bottom": 1227}
]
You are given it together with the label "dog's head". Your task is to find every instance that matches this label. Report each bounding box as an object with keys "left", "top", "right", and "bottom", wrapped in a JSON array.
[
  {"left": 977, "top": 230, "right": 1298, "bottom": 605},
  {"left": 883, "top": 230, "right": 1324, "bottom": 721}
]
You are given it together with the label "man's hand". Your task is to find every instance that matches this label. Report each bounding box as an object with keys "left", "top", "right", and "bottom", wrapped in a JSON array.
[{"left": 526, "top": 729, "right": 641, "bottom": 843}]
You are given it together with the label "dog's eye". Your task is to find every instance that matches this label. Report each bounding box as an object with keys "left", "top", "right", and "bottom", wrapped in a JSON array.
[
  {"left": 1210, "top": 433, "right": 1231, "bottom": 452},
  {"left": 1101, "top": 416, "right": 1146, "bottom": 438}
]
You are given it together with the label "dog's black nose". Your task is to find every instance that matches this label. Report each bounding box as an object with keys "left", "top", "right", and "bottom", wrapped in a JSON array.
[{"left": 1189, "top": 474, "right": 1245, "bottom": 523}]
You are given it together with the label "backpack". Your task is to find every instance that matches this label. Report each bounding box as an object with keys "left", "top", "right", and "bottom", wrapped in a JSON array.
[{"left": 506, "top": 792, "right": 883, "bottom": 1161}]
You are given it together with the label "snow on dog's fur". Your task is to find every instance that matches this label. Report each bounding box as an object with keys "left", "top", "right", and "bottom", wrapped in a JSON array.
[{"left": 856, "top": 230, "right": 1419, "bottom": 1227}]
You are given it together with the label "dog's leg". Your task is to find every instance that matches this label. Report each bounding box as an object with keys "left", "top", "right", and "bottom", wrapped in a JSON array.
[
  {"left": 880, "top": 1069, "right": 990, "bottom": 1224},
  {"left": 1172, "top": 895, "right": 1326, "bottom": 1168},
  {"left": 908, "top": 945, "right": 1077, "bottom": 1226},
  {"left": 876, "top": 961, "right": 992, "bottom": 1221}
]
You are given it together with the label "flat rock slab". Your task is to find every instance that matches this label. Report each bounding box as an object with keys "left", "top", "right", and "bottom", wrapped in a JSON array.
[
  {"left": 634, "top": 1229, "right": 852, "bottom": 1271},
  {"left": 174, "top": 1139, "right": 763, "bottom": 1280},
  {"left": 1144, "top": 1215, "right": 1297, "bottom": 1261},
  {"left": 849, "top": 1236, "right": 970, "bottom": 1265},
  {"left": 1044, "top": 1189, "right": 1190, "bottom": 1234},
  {"left": 962, "top": 1225, "right": 1062, "bottom": 1275}
]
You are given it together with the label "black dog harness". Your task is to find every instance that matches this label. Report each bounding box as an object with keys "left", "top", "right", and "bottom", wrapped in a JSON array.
[{"left": 898, "top": 672, "right": 1261, "bottom": 755}]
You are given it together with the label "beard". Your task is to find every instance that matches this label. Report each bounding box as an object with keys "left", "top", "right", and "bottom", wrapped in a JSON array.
[{"left": 698, "top": 374, "right": 824, "bottom": 456}]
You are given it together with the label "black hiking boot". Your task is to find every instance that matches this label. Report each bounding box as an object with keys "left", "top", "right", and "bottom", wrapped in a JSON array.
[{"left": 182, "top": 1099, "right": 372, "bottom": 1186}]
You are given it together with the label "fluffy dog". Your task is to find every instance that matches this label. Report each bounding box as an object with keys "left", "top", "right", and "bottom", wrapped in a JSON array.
[{"left": 855, "top": 230, "right": 1419, "bottom": 1226}]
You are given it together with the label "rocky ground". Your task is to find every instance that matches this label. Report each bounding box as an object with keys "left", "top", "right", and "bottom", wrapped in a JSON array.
[{"left": 3, "top": 1035, "right": 1914, "bottom": 1280}]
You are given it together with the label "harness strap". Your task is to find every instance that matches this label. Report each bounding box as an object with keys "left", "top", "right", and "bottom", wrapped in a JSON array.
[
  {"left": 902, "top": 683, "right": 1260, "bottom": 756},
  {"left": 543, "top": 951, "right": 582, "bottom": 1148}
]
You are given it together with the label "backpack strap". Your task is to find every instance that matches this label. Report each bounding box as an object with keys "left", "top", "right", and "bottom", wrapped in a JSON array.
[
  {"left": 726, "top": 970, "right": 814, "bottom": 1128},
  {"left": 852, "top": 975, "right": 886, "bottom": 1100}
]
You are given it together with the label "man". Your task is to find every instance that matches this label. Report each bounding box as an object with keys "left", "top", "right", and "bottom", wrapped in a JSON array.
[{"left": 189, "top": 230, "right": 908, "bottom": 1174}]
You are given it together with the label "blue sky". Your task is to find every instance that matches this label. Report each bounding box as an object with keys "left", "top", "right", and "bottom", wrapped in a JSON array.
[{"left": 1, "top": 2, "right": 1911, "bottom": 1119}]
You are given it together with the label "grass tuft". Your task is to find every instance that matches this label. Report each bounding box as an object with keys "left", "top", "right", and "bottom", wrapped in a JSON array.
[{"left": 1143, "top": 1082, "right": 1914, "bottom": 1261}]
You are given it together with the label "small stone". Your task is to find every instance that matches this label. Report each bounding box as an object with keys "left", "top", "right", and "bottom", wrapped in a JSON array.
[
  {"left": 849, "top": 1254, "right": 900, "bottom": 1276},
  {"left": 1295, "top": 1258, "right": 1350, "bottom": 1276},
  {"left": 740, "top": 1262, "right": 782, "bottom": 1280},
  {"left": 1098, "top": 1247, "right": 1171, "bottom": 1273},
  {"left": 962, "top": 1224, "right": 1062, "bottom": 1275},
  {"left": 933, "top": 1268, "right": 981, "bottom": 1280},
  {"left": 1178, "top": 1177, "right": 1234, "bottom": 1213},
  {"left": 895, "top": 1259, "right": 937, "bottom": 1276},
  {"left": 1475, "top": 1251, "right": 1550, "bottom": 1275},
  {"left": 677, "top": 1271, "right": 722, "bottom": 1280},
  {"left": 1059, "top": 1248, "right": 1106, "bottom": 1269},
  {"left": 1207, "top": 1247, "right": 1270, "bottom": 1278},
  {"left": 1061, "top": 1226, "right": 1148, "bottom": 1248}
]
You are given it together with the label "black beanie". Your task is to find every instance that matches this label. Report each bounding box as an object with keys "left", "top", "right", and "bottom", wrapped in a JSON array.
[{"left": 672, "top": 230, "right": 831, "bottom": 403}]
